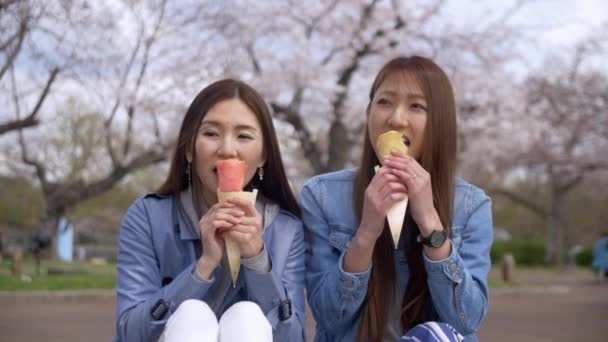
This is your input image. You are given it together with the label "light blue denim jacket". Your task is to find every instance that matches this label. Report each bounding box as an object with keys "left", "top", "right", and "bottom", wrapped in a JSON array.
[
  {"left": 115, "top": 193, "right": 306, "bottom": 341},
  {"left": 300, "top": 169, "right": 493, "bottom": 342}
]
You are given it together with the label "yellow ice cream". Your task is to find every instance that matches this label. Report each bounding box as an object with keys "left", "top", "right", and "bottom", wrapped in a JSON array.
[{"left": 376, "top": 130, "right": 408, "bottom": 159}]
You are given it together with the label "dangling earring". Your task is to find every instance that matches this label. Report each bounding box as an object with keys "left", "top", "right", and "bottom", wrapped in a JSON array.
[
  {"left": 187, "top": 161, "right": 192, "bottom": 193},
  {"left": 257, "top": 167, "right": 264, "bottom": 181}
]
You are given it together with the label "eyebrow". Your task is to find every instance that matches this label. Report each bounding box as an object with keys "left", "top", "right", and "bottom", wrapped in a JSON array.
[
  {"left": 377, "top": 90, "right": 426, "bottom": 101},
  {"left": 200, "top": 120, "right": 257, "bottom": 131}
]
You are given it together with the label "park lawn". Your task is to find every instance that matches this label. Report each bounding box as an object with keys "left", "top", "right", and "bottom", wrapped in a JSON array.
[
  {"left": 0, "top": 258, "right": 116, "bottom": 291},
  {"left": 0, "top": 258, "right": 591, "bottom": 291}
]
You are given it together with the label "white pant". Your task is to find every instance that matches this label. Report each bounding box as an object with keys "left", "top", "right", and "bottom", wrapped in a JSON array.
[{"left": 159, "top": 300, "right": 273, "bottom": 342}]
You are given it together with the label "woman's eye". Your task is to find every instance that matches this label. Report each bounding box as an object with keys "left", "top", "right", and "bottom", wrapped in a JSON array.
[
  {"left": 411, "top": 103, "right": 427, "bottom": 111},
  {"left": 238, "top": 134, "right": 254, "bottom": 140},
  {"left": 202, "top": 131, "right": 218, "bottom": 137},
  {"left": 377, "top": 98, "right": 392, "bottom": 106}
]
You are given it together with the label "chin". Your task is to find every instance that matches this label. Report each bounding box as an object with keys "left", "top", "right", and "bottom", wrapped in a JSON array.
[{"left": 201, "top": 176, "right": 217, "bottom": 192}]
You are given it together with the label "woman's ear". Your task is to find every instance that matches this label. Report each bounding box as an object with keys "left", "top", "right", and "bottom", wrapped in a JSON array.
[
  {"left": 186, "top": 149, "right": 192, "bottom": 163},
  {"left": 259, "top": 149, "right": 267, "bottom": 169},
  {"left": 258, "top": 159, "right": 266, "bottom": 169}
]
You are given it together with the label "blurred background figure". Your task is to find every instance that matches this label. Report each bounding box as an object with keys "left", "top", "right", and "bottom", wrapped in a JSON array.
[
  {"left": 592, "top": 232, "right": 608, "bottom": 281},
  {"left": 56, "top": 216, "right": 74, "bottom": 262},
  {"left": 30, "top": 226, "right": 52, "bottom": 275}
]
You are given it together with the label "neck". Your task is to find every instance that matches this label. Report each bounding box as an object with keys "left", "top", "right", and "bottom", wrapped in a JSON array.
[{"left": 202, "top": 190, "right": 217, "bottom": 208}]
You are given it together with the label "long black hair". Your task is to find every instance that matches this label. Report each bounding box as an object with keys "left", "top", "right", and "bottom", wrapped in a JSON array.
[{"left": 157, "top": 79, "right": 300, "bottom": 218}]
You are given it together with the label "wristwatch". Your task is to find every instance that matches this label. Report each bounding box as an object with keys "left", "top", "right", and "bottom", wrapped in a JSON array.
[{"left": 417, "top": 229, "right": 447, "bottom": 248}]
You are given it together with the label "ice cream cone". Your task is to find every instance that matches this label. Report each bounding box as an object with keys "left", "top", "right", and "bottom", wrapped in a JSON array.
[
  {"left": 375, "top": 130, "right": 409, "bottom": 249},
  {"left": 217, "top": 189, "right": 258, "bottom": 286}
]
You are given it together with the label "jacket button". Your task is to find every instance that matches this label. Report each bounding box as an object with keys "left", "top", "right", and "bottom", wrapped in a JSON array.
[
  {"left": 343, "top": 279, "right": 354, "bottom": 288},
  {"left": 448, "top": 263, "right": 457, "bottom": 272}
]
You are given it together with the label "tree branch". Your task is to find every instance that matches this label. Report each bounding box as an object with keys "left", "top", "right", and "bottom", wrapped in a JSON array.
[
  {"left": 11, "top": 67, "right": 48, "bottom": 188},
  {"left": 104, "top": 11, "right": 146, "bottom": 166},
  {"left": 0, "top": 16, "right": 28, "bottom": 81},
  {"left": 0, "top": 67, "right": 60, "bottom": 135},
  {"left": 122, "top": 105, "right": 134, "bottom": 157},
  {"left": 489, "top": 187, "right": 545, "bottom": 218},
  {"left": 53, "top": 147, "right": 169, "bottom": 209},
  {"left": 121, "top": 0, "right": 166, "bottom": 159},
  {"left": 559, "top": 162, "right": 608, "bottom": 193},
  {"left": 0, "top": 25, "right": 23, "bottom": 52},
  {"left": 246, "top": 44, "right": 261, "bottom": 74},
  {"left": 270, "top": 89, "right": 325, "bottom": 173},
  {"left": 306, "top": 0, "right": 340, "bottom": 38}
]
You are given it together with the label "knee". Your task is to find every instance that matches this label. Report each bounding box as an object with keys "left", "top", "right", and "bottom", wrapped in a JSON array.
[
  {"left": 401, "top": 322, "right": 464, "bottom": 342},
  {"left": 170, "top": 299, "right": 217, "bottom": 326},
  {"left": 221, "top": 301, "right": 265, "bottom": 321},
  {"left": 175, "top": 299, "right": 214, "bottom": 316},
  {"left": 219, "top": 301, "right": 272, "bottom": 341},
  {"left": 162, "top": 300, "right": 218, "bottom": 342}
]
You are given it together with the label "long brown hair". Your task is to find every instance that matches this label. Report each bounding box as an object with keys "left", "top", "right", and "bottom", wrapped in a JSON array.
[
  {"left": 157, "top": 79, "right": 300, "bottom": 218},
  {"left": 355, "top": 56, "right": 457, "bottom": 341}
]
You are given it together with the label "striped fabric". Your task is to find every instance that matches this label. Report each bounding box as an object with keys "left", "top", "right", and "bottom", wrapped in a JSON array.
[{"left": 400, "top": 322, "right": 465, "bottom": 342}]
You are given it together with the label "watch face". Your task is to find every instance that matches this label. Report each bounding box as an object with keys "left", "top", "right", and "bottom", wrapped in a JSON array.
[{"left": 430, "top": 230, "right": 447, "bottom": 247}]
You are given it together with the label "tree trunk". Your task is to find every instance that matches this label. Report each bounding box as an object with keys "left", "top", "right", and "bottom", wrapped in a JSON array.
[
  {"left": 544, "top": 182, "right": 558, "bottom": 265},
  {"left": 325, "top": 119, "right": 351, "bottom": 173},
  {"left": 554, "top": 190, "right": 566, "bottom": 269},
  {"left": 43, "top": 214, "right": 61, "bottom": 260},
  {"left": 544, "top": 181, "right": 566, "bottom": 266}
]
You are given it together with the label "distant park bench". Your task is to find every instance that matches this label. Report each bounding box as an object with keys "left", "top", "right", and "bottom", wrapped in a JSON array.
[{"left": 77, "top": 244, "right": 118, "bottom": 262}]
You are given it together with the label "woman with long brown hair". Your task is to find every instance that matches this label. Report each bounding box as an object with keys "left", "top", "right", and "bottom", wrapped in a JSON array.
[
  {"left": 301, "top": 56, "right": 492, "bottom": 341},
  {"left": 115, "top": 79, "right": 305, "bottom": 341}
]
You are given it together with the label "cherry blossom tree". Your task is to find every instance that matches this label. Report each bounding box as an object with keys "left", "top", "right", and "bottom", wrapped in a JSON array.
[{"left": 488, "top": 35, "right": 608, "bottom": 265}]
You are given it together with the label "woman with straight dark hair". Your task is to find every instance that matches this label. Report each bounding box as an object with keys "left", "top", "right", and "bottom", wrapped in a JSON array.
[
  {"left": 115, "top": 79, "right": 306, "bottom": 342},
  {"left": 301, "top": 56, "right": 492, "bottom": 341}
]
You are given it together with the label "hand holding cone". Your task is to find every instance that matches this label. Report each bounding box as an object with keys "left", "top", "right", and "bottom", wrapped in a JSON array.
[
  {"left": 216, "top": 159, "right": 256, "bottom": 286},
  {"left": 375, "top": 130, "right": 409, "bottom": 249},
  {"left": 217, "top": 190, "right": 257, "bottom": 286}
]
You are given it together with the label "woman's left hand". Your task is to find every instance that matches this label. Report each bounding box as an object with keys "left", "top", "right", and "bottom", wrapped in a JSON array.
[
  {"left": 220, "top": 197, "right": 264, "bottom": 259},
  {"left": 383, "top": 150, "right": 442, "bottom": 235}
]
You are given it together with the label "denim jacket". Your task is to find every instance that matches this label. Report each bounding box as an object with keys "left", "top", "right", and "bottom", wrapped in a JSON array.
[
  {"left": 300, "top": 169, "right": 492, "bottom": 342},
  {"left": 115, "top": 193, "right": 306, "bottom": 341}
]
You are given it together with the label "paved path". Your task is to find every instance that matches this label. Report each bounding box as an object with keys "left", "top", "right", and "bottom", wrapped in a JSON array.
[
  {"left": 478, "top": 282, "right": 607, "bottom": 341},
  {"left": 1, "top": 271, "right": 607, "bottom": 341}
]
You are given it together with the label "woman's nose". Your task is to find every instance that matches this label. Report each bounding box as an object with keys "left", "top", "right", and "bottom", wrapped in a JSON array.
[
  {"left": 388, "top": 105, "right": 409, "bottom": 129},
  {"left": 218, "top": 137, "right": 238, "bottom": 158}
]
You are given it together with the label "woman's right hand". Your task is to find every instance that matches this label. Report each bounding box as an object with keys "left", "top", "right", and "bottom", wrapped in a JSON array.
[
  {"left": 196, "top": 202, "right": 245, "bottom": 279},
  {"left": 357, "top": 167, "right": 408, "bottom": 246},
  {"left": 344, "top": 167, "right": 407, "bottom": 273}
]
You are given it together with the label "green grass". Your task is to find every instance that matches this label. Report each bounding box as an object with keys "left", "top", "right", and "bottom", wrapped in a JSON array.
[
  {"left": 0, "top": 258, "right": 116, "bottom": 291},
  {"left": 0, "top": 259, "right": 590, "bottom": 291}
]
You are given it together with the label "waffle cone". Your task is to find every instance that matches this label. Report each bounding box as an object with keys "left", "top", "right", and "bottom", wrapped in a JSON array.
[{"left": 217, "top": 190, "right": 258, "bottom": 286}]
